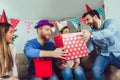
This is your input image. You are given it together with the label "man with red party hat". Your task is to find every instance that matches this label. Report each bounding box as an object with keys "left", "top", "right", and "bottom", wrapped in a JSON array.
[
  {"left": 79, "top": 10, "right": 120, "bottom": 80},
  {"left": 0, "top": 10, "right": 19, "bottom": 80}
]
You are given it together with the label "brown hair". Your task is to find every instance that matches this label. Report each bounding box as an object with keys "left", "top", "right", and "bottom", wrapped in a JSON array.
[
  {"left": 82, "top": 10, "right": 100, "bottom": 19},
  {"left": 59, "top": 26, "right": 69, "bottom": 34},
  {"left": 0, "top": 23, "right": 13, "bottom": 75}
]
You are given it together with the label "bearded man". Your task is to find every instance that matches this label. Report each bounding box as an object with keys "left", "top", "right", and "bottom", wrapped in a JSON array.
[
  {"left": 24, "top": 20, "right": 66, "bottom": 80},
  {"left": 80, "top": 10, "right": 120, "bottom": 80}
]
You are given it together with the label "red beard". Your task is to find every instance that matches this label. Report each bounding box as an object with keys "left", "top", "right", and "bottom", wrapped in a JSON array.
[{"left": 41, "top": 32, "right": 50, "bottom": 41}]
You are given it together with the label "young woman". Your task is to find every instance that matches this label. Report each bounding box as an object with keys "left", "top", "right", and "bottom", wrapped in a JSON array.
[{"left": 0, "top": 10, "right": 19, "bottom": 80}]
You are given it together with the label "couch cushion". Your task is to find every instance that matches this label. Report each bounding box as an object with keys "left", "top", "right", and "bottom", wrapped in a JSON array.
[{"left": 16, "top": 53, "right": 28, "bottom": 79}]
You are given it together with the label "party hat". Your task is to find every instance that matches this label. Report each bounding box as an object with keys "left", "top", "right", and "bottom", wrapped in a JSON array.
[
  {"left": 0, "top": 10, "right": 11, "bottom": 25},
  {"left": 86, "top": 4, "right": 91, "bottom": 12},
  {"left": 56, "top": 21, "right": 64, "bottom": 31}
]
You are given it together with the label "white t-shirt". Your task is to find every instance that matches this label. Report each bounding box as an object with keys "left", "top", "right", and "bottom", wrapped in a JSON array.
[
  {"left": 10, "top": 44, "right": 18, "bottom": 76},
  {"left": 1, "top": 44, "right": 18, "bottom": 77}
]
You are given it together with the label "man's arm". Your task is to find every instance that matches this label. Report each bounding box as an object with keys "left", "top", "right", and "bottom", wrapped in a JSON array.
[
  {"left": 39, "top": 48, "right": 66, "bottom": 59},
  {"left": 92, "top": 19, "right": 119, "bottom": 40},
  {"left": 24, "top": 41, "right": 66, "bottom": 58},
  {"left": 80, "top": 19, "right": 119, "bottom": 41},
  {"left": 87, "top": 39, "right": 94, "bottom": 53}
]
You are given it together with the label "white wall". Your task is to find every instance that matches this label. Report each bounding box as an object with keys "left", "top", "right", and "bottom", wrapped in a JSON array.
[
  {"left": 14, "top": 20, "right": 37, "bottom": 53},
  {"left": 104, "top": 0, "right": 120, "bottom": 25},
  {"left": 0, "top": 0, "right": 103, "bottom": 20},
  {"left": 0, "top": 0, "right": 104, "bottom": 53}
]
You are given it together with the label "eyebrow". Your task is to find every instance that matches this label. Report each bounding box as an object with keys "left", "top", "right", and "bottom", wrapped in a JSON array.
[{"left": 86, "top": 18, "right": 89, "bottom": 20}]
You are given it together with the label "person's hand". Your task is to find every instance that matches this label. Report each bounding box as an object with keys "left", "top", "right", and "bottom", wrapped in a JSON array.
[
  {"left": 56, "top": 60, "right": 66, "bottom": 70},
  {"left": 82, "top": 30, "right": 91, "bottom": 42},
  {"left": 72, "top": 62, "right": 80, "bottom": 69},
  {"left": 52, "top": 48, "right": 67, "bottom": 59},
  {"left": 59, "top": 61, "right": 68, "bottom": 70},
  {"left": 58, "top": 65, "right": 66, "bottom": 70},
  {"left": 78, "top": 30, "right": 91, "bottom": 42}
]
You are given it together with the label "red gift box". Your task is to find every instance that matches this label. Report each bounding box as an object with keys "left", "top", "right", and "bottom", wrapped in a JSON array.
[
  {"left": 33, "top": 57, "right": 52, "bottom": 78},
  {"left": 54, "top": 32, "right": 88, "bottom": 60}
]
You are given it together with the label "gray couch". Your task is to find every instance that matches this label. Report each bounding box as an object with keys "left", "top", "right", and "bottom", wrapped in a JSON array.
[
  {"left": 16, "top": 52, "right": 120, "bottom": 80},
  {"left": 16, "top": 53, "right": 28, "bottom": 80}
]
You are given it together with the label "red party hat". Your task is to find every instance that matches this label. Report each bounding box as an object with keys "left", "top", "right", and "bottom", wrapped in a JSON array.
[
  {"left": 86, "top": 4, "right": 92, "bottom": 12},
  {"left": 0, "top": 10, "right": 11, "bottom": 25}
]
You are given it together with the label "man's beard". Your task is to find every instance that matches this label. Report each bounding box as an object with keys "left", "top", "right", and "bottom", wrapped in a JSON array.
[
  {"left": 41, "top": 33, "right": 50, "bottom": 41},
  {"left": 89, "top": 22, "right": 98, "bottom": 29}
]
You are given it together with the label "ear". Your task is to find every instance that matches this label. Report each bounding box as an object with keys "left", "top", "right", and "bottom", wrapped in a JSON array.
[
  {"left": 37, "top": 28, "right": 41, "bottom": 34},
  {"left": 93, "top": 16, "right": 95, "bottom": 19},
  {"left": 94, "top": 15, "right": 98, "bottom": 19}
]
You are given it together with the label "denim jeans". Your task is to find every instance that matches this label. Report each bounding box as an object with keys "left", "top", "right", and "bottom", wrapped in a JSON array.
[
  {"left": 92, "top": 53, "right": 120, "bottom": 80},
  {"left": 29, "top": 70, "right": 58, "bottom": 80},
  {"left": 61, "top": 66, "right": 86, "bottom": 80}
]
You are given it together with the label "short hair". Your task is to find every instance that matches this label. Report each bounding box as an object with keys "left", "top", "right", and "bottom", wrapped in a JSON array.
[
  {"left": 82, "top": 10, "right": 100, "bottom": 19},
  {"left": 59, "top": 26, "right": 69, "bottom": 34}
]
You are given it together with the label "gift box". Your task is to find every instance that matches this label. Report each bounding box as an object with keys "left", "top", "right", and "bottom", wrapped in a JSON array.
[
  {"left": 33, "top": 57, "right": 52, "bottom": 78},
  {"left": 54, "top": 32, "right": 88, "bottom": 60}
]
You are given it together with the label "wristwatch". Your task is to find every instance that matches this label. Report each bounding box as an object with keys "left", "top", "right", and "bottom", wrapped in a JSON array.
[{"left": 90, "top": 32, "right": 93, "bottom": 38}]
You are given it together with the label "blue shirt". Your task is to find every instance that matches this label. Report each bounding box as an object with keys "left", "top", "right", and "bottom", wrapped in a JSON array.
[
  {"left": 24, "top": 38, "right": 55, "bottom": 75},
  {"left": 87, "top": 19, "right": 120, "bottom": 57}
]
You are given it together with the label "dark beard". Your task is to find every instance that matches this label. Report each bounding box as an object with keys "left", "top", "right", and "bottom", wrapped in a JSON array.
[{"left": 90, "top": 22, "right": 98, "bottom": 29}]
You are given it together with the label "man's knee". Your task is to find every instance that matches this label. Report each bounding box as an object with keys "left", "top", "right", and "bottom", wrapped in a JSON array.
[{"left": 92, "top": 65, "right": 103, "bottom": 76}]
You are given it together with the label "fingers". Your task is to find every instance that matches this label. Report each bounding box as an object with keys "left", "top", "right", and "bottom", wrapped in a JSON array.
[
  {"left": 81, "top": 30, "right": 86, "bottom": 32},
  {"left": 77, "top": 30, "right": 90, "bottom": 42},
  {"left": 57, "top": 48, "right": 67, "bottom": 54},
  {"left": 54, "top": 48, "right": 67, "bottom": 58},
  {"left": 57, "top": 47, "right": 64, "bottom": 51},
  {"left": 58, "top": 53, "right": 66, "bottom": 59},
  {"left": 76, "top": 31, "right": 86, "bottom": 41},
  {"left": 59, "top": 65, "right": 65, "bottom": 70},
  {"left": 59, "top": 56, "right": 65, "bottom": 59}
]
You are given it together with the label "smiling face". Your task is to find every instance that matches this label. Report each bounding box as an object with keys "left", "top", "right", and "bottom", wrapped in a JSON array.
[
  {"left": 84, "top": 14, "right": 98, "bottom": 29},
  {"left": 62, "top": 28, "right": 70, "bottom": 34},
  {"left": 5, "top": 27, "right": 14, "bottom": 43},
  {"left": 38, "top": 25, "right": 51, "bottom": 41},
  {"left": 60, "top": 26, "right": 70, "bottom": 34}
]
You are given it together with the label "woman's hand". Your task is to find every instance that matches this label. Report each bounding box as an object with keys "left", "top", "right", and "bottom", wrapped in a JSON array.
[{"left": 56, "top": 60, "right": 66, "bottom": 70}]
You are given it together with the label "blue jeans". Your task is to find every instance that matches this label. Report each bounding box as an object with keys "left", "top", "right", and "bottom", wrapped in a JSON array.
[
  {"left": 29, "top": 71, "right": 58, "bottom": 80},
  {"left": 62, "top": 66, "right": 86, "bottom": 80},
  {"left": 92, "top": 53, "right": 120, "bottom": 80}
]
